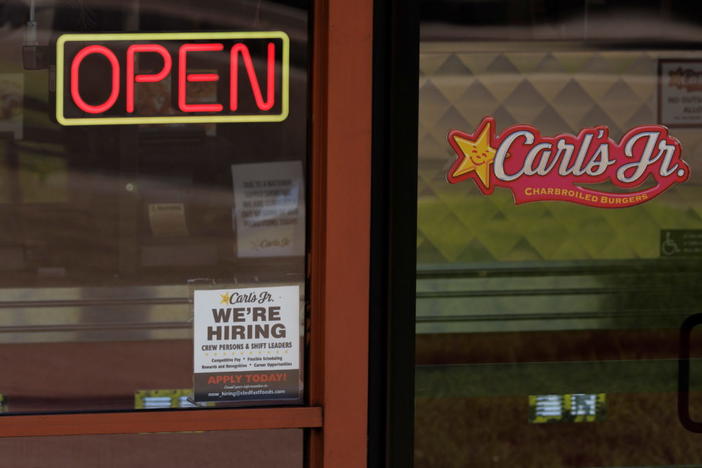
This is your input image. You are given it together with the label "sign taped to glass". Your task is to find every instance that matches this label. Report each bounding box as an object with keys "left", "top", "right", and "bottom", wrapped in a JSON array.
[
  {"left": 192, "top": 285, "right": 301, "bottom": 403},
  {"left": 447, "top": 117, "right": 690, "bottom": 208},
  {"left": 659, "top": 59, "right": 702, "bottom": 127},
  {"left": 55, "top": 32, "right": 289, "bottom": 125}
]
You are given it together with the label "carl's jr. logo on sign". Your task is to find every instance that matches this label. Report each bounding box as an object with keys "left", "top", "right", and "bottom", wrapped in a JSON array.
[{"left": 448, "top": 117, "right": 690, "bottom": 208}]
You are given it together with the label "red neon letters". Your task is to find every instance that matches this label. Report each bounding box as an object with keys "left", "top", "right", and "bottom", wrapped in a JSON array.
[
  {"left": 69, "top": 41, "right": 277, "bottom": 115},
  {"left": 126, "top": 44, "right": 172, "bottom": 113},
  {"left": 178, "top": 43, "right": 224, "bottom": 113},
  {"left": 230, "top": 42, "right": 275, "bottom": 111},
  {"left": 70, "top": 45, "right": 120, "bottom": 114}
]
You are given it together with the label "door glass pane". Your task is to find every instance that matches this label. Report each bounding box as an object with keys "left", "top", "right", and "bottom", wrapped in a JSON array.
[
  {"left": 0, "top": 0, "right": 309, "bottom": 414},
  {"left": 417, "top": 1, "right": 702, "bottom": 466}
]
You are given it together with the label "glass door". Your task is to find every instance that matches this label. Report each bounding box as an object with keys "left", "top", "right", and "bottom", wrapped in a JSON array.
[{"left": 416, "top": 1, "right": 702, "bottom": 466}]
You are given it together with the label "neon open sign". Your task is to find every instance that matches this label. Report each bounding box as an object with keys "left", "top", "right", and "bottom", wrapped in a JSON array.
[{"left": 55, "top": 32, "right": 289, "bottom": 125}]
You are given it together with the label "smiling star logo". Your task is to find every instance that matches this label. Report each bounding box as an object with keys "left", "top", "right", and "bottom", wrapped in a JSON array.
[
  {"left": 219, "top": 293, "right": 230, "bottom": 305},
  {"left": 447, "top": 117, "right": 497, "bottom": 192}
]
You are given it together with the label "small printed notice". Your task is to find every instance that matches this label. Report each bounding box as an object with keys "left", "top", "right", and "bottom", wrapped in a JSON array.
[
  {"left": 660, "top": 229, "right": 702, "bottom": 257},
  {"left": 659, "top": 60, "right": 702, "bottom": 127},
  {"left": 232, "top": 161, "right": 305, "bottom": 258},
  {"left": 148, "top": 203, "right": 189, "bottom": 237},
  {"left": 528, "top": 394, "right": 606, "bottom": 424},
  {"left": 193, "top": 285, "right": 301, "bottom": 403}
]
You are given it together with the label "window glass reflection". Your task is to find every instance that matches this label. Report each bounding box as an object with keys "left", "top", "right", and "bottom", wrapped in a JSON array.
[{"left": 0, "top": 0, "right": 309, "bottom": 414}]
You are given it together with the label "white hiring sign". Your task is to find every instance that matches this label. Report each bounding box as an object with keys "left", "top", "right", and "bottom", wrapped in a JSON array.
[{"left": 193, "top": 285, "right": 301, "bottom": 402}]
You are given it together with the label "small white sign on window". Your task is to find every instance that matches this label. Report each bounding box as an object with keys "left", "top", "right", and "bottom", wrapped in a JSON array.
[
  {"left": 659, "top": 59, "right": 702, "bottom": 127},
  {"left": 193, "top": 285, "right": 301, "bottom": 403},
  {"left": 231, "top": 161, "right": 305, "bottom": 257}
]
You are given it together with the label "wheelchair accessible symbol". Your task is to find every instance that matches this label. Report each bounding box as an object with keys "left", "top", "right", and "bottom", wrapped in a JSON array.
[{"left": 661, "top": 231, "right": 681, "bottom": 256}]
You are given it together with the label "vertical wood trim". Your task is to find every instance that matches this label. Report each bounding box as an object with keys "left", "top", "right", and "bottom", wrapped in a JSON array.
[{"left": 309, "top": 0, "right": 373, "bottom": 465}]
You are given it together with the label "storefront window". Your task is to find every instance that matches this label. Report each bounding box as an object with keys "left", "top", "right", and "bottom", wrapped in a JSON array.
[
  {"left": 0, "top": 0, "right": 309, "bottom": 414},
  {"left": 417, "top": 1, "right": 702, "bottom": 466}
]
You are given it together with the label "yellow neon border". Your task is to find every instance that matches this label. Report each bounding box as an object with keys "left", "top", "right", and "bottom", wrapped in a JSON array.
[{"left": 56, "top": 31, "right": 289, "bottom": 126}]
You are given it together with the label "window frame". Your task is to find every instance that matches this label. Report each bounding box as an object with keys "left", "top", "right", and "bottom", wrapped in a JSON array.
[{"left": 0, "top": 2, "right": 373, "bottom": 468}]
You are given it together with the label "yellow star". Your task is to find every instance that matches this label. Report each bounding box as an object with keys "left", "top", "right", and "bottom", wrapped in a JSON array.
[
  {"left": 449, "top": 119, "right": 496, "bottom": 189},
  {"left": 219, "top": 293, "right": 230, "bottom": 304}
]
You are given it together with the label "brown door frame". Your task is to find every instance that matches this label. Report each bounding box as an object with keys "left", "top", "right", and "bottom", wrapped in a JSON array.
[
  {"left": 0, "top": 0, "right": 373, "bottom": 467},
  {"left": 308, "top": 0, "right": 372, "bottom": 466}
]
